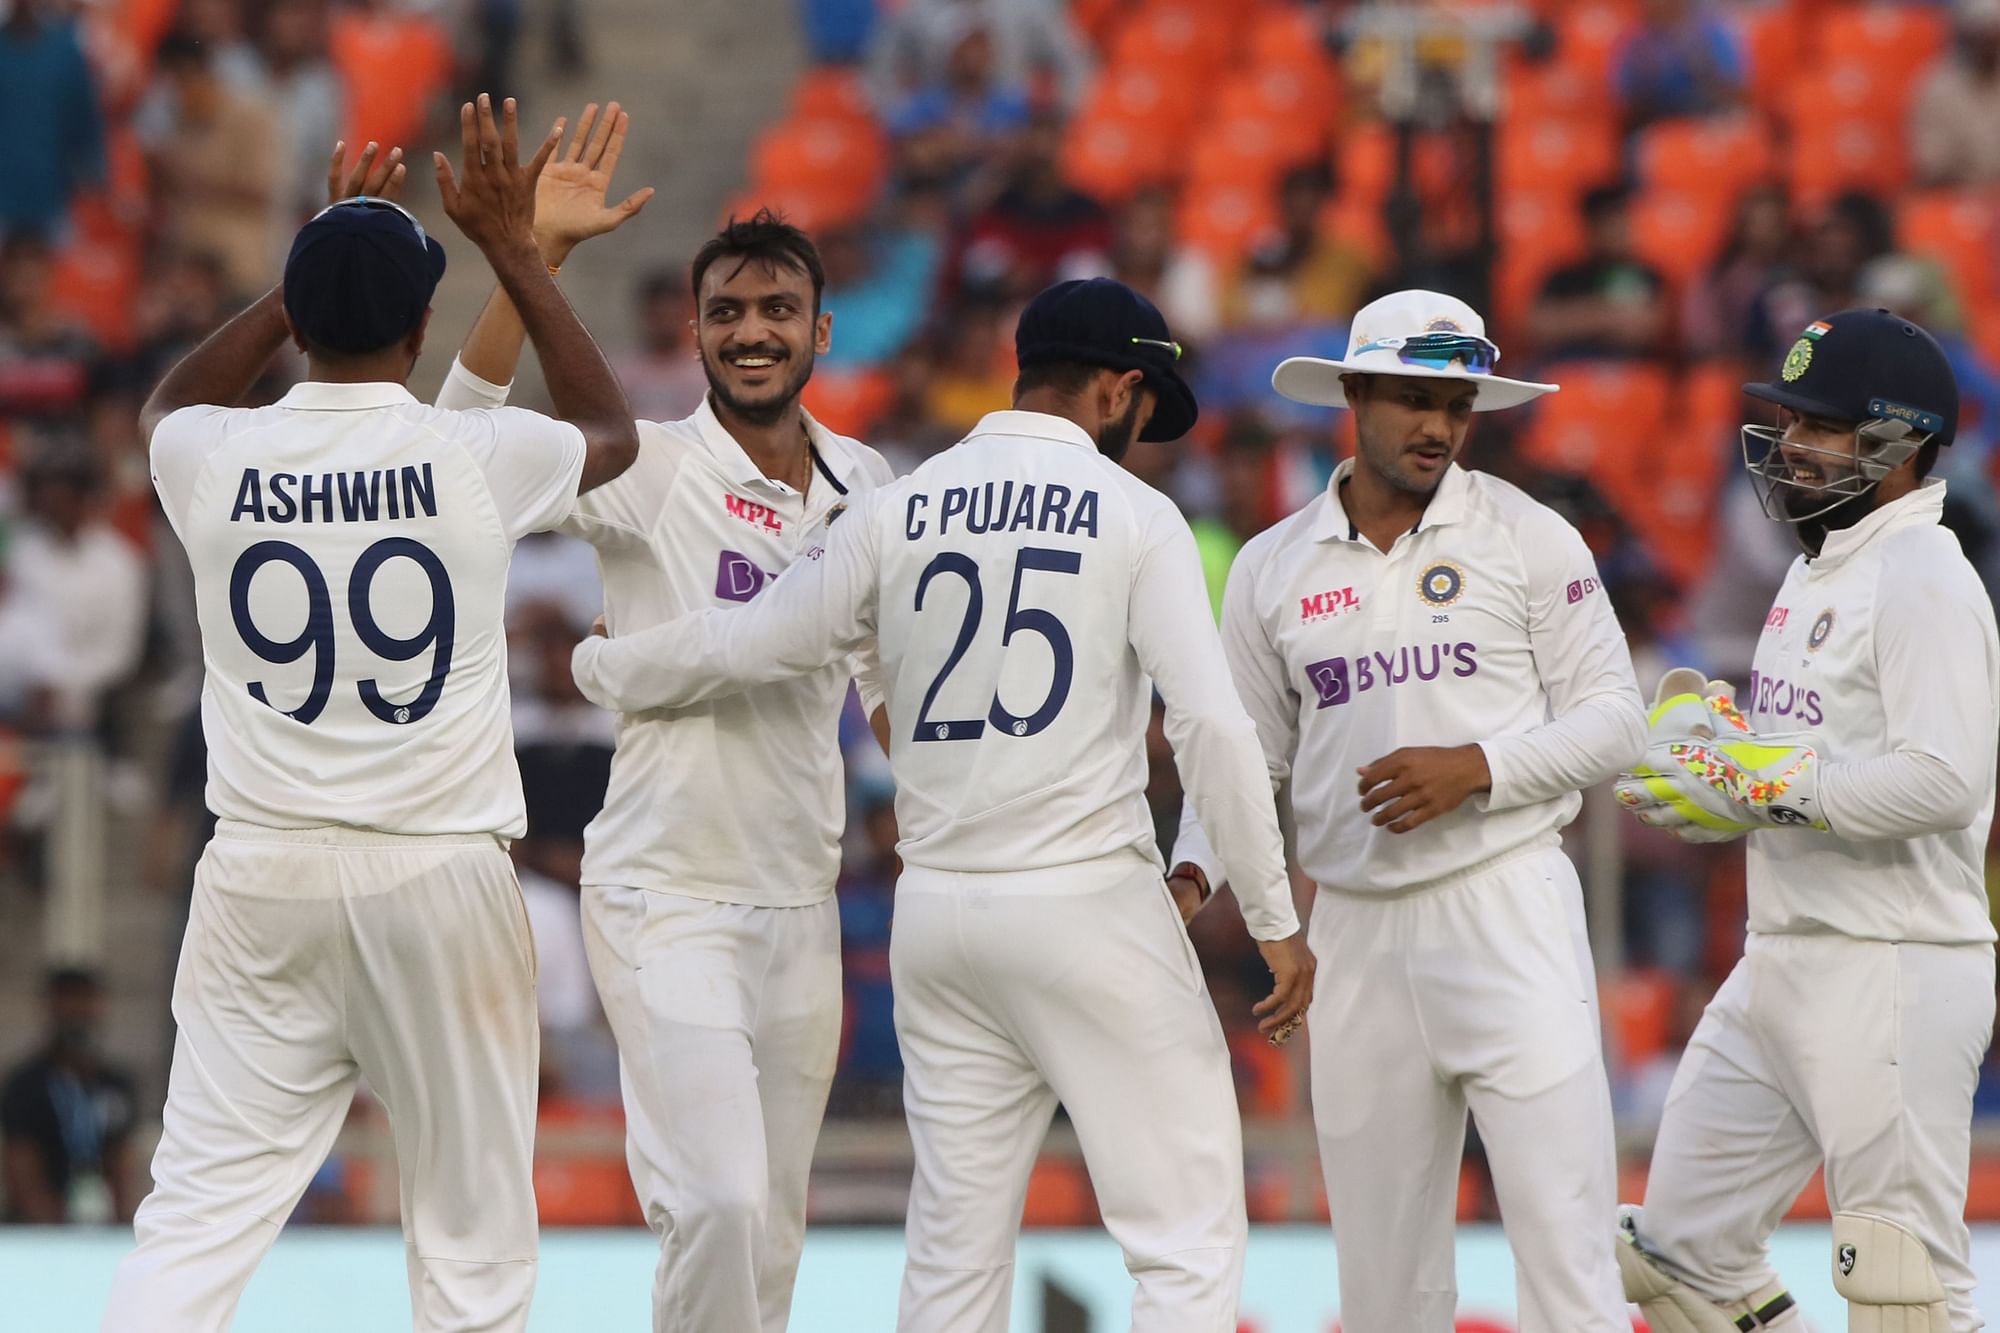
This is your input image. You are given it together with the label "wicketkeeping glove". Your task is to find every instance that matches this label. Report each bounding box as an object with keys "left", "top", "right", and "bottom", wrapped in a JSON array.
[
  {"left": 1642, "top": 667, "right": 1752, "bottom": 743},
  {"left": 1615, "top": 733, "right": 1829, "bottom": 839}
]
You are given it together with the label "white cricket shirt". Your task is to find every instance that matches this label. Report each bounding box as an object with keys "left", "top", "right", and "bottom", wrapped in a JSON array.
[
  {"left": 571, "top": 410, "right": 1300, "bottom": 940},
  {"left": 149, "top": 381, "right": 586, "bottom": 838},
  {"left": 440, "top": 359, "right": 893, "bottom": 907},
  {"left": 1173, "top": 458, "right": 1646, "bottom": 895},
  {"left": 1745, "top": 480, "right": 1998, "bottom": 944}
]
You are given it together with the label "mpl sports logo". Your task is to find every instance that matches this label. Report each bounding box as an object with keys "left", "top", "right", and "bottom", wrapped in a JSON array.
[
  {"left": 725, "top": 494, "right": 783, "bottom": 533},
  {"left": 1300, "top": 586, "right": 1360, "bottom": 623},
  {"left": 1305, "top": 642, "right": 1479, "bottom": 708}
]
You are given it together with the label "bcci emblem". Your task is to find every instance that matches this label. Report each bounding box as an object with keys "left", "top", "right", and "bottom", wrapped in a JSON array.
[
  {"left": 1808, "top": 608, "right": 1835, "bottom": 652},
  {"left": 1838, "top": 1243, "right": 1857, "bottom": 1277},
  {"left": 1418, "top": 561, "right": 1465, "bottom": 607},
  {"left": 1782, "top": 337, "right": 1814, "bottom": 382}
]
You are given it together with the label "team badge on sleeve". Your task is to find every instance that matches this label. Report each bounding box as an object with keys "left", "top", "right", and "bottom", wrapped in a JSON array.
[{"left": 1418, "top": 561, "right": 1465, "bottom": 606}]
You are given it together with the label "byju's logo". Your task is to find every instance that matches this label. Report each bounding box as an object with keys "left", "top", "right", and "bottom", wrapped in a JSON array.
[
  {"left": 1305, "top": 643, "right": 1478, "bottom": 708},
  {"left": 1566, "top": 576, "right": 1600, "bottom": 604},
  {"left": 715, "top": 550, "right": 773, "bottom": 603}
]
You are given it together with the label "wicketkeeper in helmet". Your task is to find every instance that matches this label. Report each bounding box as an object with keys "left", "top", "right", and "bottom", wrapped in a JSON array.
[{"left": 1614, "top": 308, "right": 2000, "bottom": 1332}]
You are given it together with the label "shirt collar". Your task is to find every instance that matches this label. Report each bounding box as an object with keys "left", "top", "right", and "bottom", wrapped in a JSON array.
[
  {"left": 1810, "top": 478, "right": 1949, "bottom": 570},
  {"left": 276, "top": 381, "right": 420, "bottom": 411},
  {"left": 692, "top": 394, "right": 859, "bottom": 494},
  {"left": 963, "top": 409, "right": 1100, "bottom": 452},
  {"left": 1310, "top": 457, "right": 1473, "bottom": 543}
]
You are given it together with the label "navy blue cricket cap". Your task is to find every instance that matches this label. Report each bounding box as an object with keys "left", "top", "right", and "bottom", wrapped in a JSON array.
[
  {"left": 1746, "top": 307, "right": 1958, "bottom": 449},
  {"left": 282, "top": 198, "right": 447, "bottom": 356},
  {"left": 1015, "top": 277, "right": 1198, "bottom": 442}
]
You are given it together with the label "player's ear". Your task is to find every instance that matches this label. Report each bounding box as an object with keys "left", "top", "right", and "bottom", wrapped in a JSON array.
[
  {"left": 813, "top": 309, "right": 832, "bottom": 356},
  {"left": 405, "top": 308, "right": 434, "bottom": 362},
  {"left": 1112, "top": 368, "right": 1145, "bottom": 419},
  {"left": 281, "top": 306, "right": 309, "bottom": 357}
]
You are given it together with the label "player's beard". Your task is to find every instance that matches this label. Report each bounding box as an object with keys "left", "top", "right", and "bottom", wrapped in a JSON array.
[
  {"left": 1095, "top": 396, "right": 1143, "bottom": 463},
  {"left": 1783, "top": 480, "right": 1875, "bottom": 555},
  {"left": 701, "top": 342, "right": 815, "bottom": 427}
]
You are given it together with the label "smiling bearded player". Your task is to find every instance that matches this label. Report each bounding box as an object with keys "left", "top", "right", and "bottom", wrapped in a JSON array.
[{"left": 1614, "top": 308, "right": 2000, "bottom": 1333}]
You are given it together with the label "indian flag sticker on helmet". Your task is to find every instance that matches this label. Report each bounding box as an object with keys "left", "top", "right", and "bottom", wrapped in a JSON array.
[
  {"left": 1782, "top": 337, "right": 1814, "bottom": 382},
  {"left": 1803, "top": 320, "right": 1833, "bottom": 340}
]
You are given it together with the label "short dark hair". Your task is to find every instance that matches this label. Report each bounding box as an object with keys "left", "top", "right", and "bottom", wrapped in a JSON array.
[
  {"left": 690, "top": 210, "right": 824, "bottom": 314},
  {"left": 155, "top": 29, "right": 208, "bottom": 71},
  {"left": 1582, "top": 182, "right": 1634, "bottom": 224},
  {"left": 1012, "top": 359, "right": 1103, "bottom": 401}
]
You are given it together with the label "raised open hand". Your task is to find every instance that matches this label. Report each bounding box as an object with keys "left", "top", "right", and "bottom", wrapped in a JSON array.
[
  {"left": 327, "top": 139, "right": 407, "bottom": 202},
  {"left": 534, "top": 101, "right": 656, "bottom": 267},
  {"left": 433, "top": 94, "right": 564, "bottom": 261}
]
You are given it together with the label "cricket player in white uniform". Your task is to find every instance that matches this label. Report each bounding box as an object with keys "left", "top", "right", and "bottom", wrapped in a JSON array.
[
  {"left": 435, "top": 103, "right": 894, "bottom": 1333},
  {"left": 572, "top": 277, "right": 1315, "bottom": 1333},
  {"left": 101, "top": 103, "right": 640, "bottom": 1332},
  {"left": 1171, "top": 290, "right": 1646, "bottom": 1331},
  {"left": 1614, "top": 308, "right": 1998, "bottom": 1333}
]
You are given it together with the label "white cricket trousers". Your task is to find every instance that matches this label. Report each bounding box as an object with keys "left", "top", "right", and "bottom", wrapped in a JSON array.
[
  {"left": 891, "top": 859, "right": 1249, "bottom": 1333},
  {"left": 102, "top": 823, "right": 541, "bottom": 1333},
  {"left": 1309, "top": 839, "right": 1627, "bottom": 1333},
  {"left": 579, "top": 885, "right": 842, "bottom": 1333},
  {"left": 1632, "top": 932, "right": 1996, "bottom": 1332}
]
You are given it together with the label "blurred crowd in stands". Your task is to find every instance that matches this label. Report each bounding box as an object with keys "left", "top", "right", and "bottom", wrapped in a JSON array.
[{"left": 6, "top": 0, "right": 2000, "bottom": 1225}]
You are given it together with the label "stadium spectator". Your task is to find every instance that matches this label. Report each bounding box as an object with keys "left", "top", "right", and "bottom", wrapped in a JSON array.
[
  {"left": 249, "top": 0, "right": 346, "bottom": 230},
  {"left": 136, "top": 30, "right": 282, "bottom": 299},
  {"left": 829, "top": 790, "right": 901, "bottom": 1114},
  {"left": 1612, "top": 974, "right": 1715, "bottom": 1139},
  {"left": 1681, "top": 181, "right": 1794, "bottom": 363},
  {"left": 609, "top": 268, "right": 708, "bottom": 423},
  {"left": 0, "top": 451, "right": 147, "bottom": 734},
  {"left": 1222, "top": 164, "right": 1375, "bottom": 333},
  {"left": 1107, "top": 186, "right": 1220, "bottom": 346},
  {"left": 868, "top": 0, "right": 1090, "bottom": 116},
  {"left": 1188, "top": 416, "right": 1279, "bottom": 619},
  {"left": 1912, "top": 0, "right": 2000, "bottom": 188},
  {"left": 817, "top": 223, "right": 939, "bottom": 370},
  {"left": 884, "top": 20, "right": 1032, "bottom": 201},
  {"left": 0, "top": 231, "right": 105, "bottom": 431},
  {"left": 1611, "top": 0, "right": 1745, "bottom": 133},
  {"left": 1743, "top": 190, "right": 1896, "bottom": 363},
  {"left": 0, "top": 0, "right": 107, "bottom": 239},
  {"left": 1526, "top": 182, "right": 1670, "bottom": 361},
  {"left": 952, "top": 110, "right": 1111, "bottom": 300},
  {"left": 921, "top": 298, "right": 1016, "bottom": 432},
  {"left": 1, "top": 968, "right": 139, "bottom": 1224}
]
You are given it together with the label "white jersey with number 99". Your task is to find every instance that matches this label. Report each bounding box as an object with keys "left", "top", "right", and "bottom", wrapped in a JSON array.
[{"left": 150, "top": 382, "right": 585, "bottom": 839}]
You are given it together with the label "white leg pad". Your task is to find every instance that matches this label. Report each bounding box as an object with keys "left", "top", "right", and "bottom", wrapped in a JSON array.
[
  {"left": 1832, "top": 1212, "right": 1950, "bottom": 1333},
  {"left": 1616, "top": 1205, "right": 1799, "bottom": 1332}
]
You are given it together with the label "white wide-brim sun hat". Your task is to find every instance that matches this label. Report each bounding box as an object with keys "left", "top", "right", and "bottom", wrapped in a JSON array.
[{"left": 1272, "top": 289, "right": 1558, "bottom": 412}]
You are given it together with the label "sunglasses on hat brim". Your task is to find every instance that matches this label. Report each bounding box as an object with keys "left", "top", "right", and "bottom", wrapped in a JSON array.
[
  {"left": 1352, "top": 333, "right": 1499, "bottom": 376},
  {"left": 308, "top": 196, "right": 433, "bottom": 251}
]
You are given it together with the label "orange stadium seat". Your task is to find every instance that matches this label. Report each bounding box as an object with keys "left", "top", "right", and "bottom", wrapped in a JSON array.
[
  {"left": 535, "top": 1156, "right": 644, "bottom": 1226},
  {"left": 1247, "top": 5, "right": 1336, "bottom": 78},
  {"left": 789, "top": 67, "right": 875, "bottom": 128},
  {"left": 1061, "top": 112, "right": 1174, "bottom": 202},
  {"left": 801, "top": 367, "right": 895, "bottom": 437},
  {"left": 1216, "top": 68, "right": 1336, "bottom": 165},
  {"left": 750, "top": 117, "right": 887, "bottom": 217},
  {"left": 1498, "top": 116, "right": 1621, "bottom": 198},
  {"left": 1021, "top": 1159, "right": 1098, "bottom": 1226},
  {"left": 1899, "top": 189, "right": 2000, "bottom": 305},
  {"left": 1634, "top": 116, "right": 1773, "bottom": 200},
  {"left": 1108, "top": 1, "right": 1236, "bottom": 89},
  {"left": 1338, "top": 123, "right": 1465, "bottom": 207},
  {"left": 1504, "top": 56, "right": 1601, "bottom": 122},
  {"left": 1177, "top": 180, "right": 1280, "bottom": 263},
  {"left": 1817, "top": 4, "right": 1948, "bottom": 80},
  {"left": 1603, "top": 968, "right": 1676, "bottom": 1066},
  {"left": 1517, "top": 362, "right": 1671, "bottom": 498},
  {"left": 1785, "top": 53, "right": 1915, "bottom": 124},
  {"left": 1494, "top": 188, "right": 1590, "bottom": 325},
  {"left": 1728, "top": 3, "right": 1802, "bottom": 118},
  {"left": 330, "top": 6, "right": 454, "bottom": 154},
  {"left": 1321, "top": 193, "right": 1391, "bottom": 270},
  {"left": 1787, "top": 115, "right": 1909, "bottom": 208},
  {"left": 1630, "top": 189, "right": 1735, "bottom": 288},
  {"left": 1083, "top": 62, "right": 1199, "bottom": 145},
  {"left": 1553, "top": 2, "right": 1640, "bottom": 86}
]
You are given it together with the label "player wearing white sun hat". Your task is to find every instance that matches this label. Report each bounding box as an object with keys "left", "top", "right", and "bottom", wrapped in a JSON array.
[{"left": 1172, "top": 289, "right": 1643, "bottom": 1331}]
